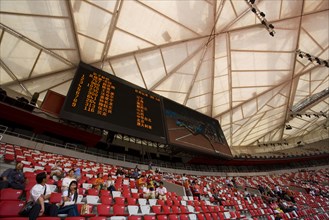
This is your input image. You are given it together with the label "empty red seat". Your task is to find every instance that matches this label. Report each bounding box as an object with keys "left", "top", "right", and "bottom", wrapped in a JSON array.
[
  {"left": 0, "top": 200, "right": 25, "bottom": 217},
  {"left": 36, "top": 217, "right": 61, "bottom": 220},
  {"left": 87, "top": 188, "right": 99, "bottom": 196},
  {"left": 113, "top": 204, "right": 128, "bottom": 216},
  {"left": 100, "top": 195, "right": 112, "bottom": 205},
  {"left": 157, "top": 215, "right": 168, "bottom": 220},
  {"left": 144, "top": 216, "right": 156, "bottom": 220},
  {"left": 179, "top": 214, "right": 189, "bottom": 220},
  {"left": 97, "top": 204, "right": 112, "bottom": 217},
  {"left": 128, "top": 216, "right": 142, "bottom": 220},
  {"left": 168, "top": 215, "right": 179, "bottom": 220},
  {"left": 0, "top": 188, "right": 23, "bottom": 201},
  {"left": 114, "top": 197, "right": 125, "bottom": 205},
  {"left": 49, "top": 192, "right": 62, "bottom": 204}
]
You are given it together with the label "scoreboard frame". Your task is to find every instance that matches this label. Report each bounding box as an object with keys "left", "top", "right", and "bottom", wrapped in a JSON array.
[{"left": 60, "top": 62, "right": 167, "bottom": 143}]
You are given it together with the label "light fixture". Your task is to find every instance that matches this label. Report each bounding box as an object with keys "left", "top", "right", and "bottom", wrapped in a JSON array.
[
  {"left": 285, "top": 124, "right": 292, "bottom": 130},
  {"left": 245, "top": 0, "right": 275, "bottom": 36},
  {"left": 296, "top": 49, "right": 329, "bottom": 68}
]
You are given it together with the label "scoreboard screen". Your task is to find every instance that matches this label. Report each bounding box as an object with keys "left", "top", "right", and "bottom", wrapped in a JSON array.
[
  {"left": 60, "top": 62, "right": 166, "bottom": 143},
  {"left": 163, "top": 98, "right": 232, "bottom": 157}
]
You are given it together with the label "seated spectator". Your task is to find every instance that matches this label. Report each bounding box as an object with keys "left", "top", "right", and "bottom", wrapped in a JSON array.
[
  {"left": 225, "top": 177, "right": 233, "bottom": 188},
  {"left": 146, "top": 175, "right": 156, "bottom": 199},
  {"left": 93, "top": 173, "right": 104, "bottom": 191},
  {"left": 74, "top": 167, "right": 81, "bottom": 180},
  {"left": 28, "top": 172, "right": 58, "bottom": 220},
  {"left": 277, "top": 199, "right": 297, "bottom": 213},
  {"left": 105, "top": 177, "right": 116, "bottom": 193},
  {"left": 50, "top": 161, "right": 63, "bottom": 181},
  {"left": 141, "top": 182, "right": 154, "bottom": 199},
  {"left": 137, "top": 175, "right": 146, "bottom": 188},
  {"left": 115, "top": 167, "right": 124, "bottom": 176},
  {"left": 0, "top": 162, "right": 25, "bottom": 190},
  {"left": 131, "top": 167, "right": 139, "bottom": 179},
  {"left": 58, "top": 180, "right": 79, "bottom": 216},
  {"left": 258, "top": 184, "right": 265, "bottom": 194},
  {"left": 284, "top": 187, "right": 295, "bottom": 203},
  {"left": 156, "top": 181, "right": 167, "bottom": 201},
  {"left": 244, "top": 188, "right": 251, "bottom": 199},
  {"left": 212, "top": 190, "right": 225, "bottom": 206},
  {"left": 192, "top": 180, "right": 201, "bottom": 200},
  {"left": 61, "top": 169, "right": 76, "bottom": 192},
  {"left": 183, "top": 179, "right": 192, "bottom": 197}
]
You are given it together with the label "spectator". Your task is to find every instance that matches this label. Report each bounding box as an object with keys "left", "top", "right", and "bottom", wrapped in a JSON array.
[
  {"left": 258, "top": 184, "right": 265, "bottom": 195},
  {"left": 0, "top": 162, "right": 25, "bottom": 190},
  {"left": 93, "top": 173, "right": 104, "bottom": 191},
  {"left": 225, "top": 177, "right": 233, "bottom": 188},
  {"left": 50, "top": 161, "right": 63, "bottom": 181},
  {"left": 28, "top": 172, "right": 58, "bottom": 220},
  {"left": 277, "top": 198, "right": 297, "bottom": 213},
  {"left": 115, "top": 167, "right": 124, "bottom": 176},
  {"left": 146, "top": 175, "right": 155, "bottom": 198},
  {"left": 244, "top": 188, "right": 251, "bottom": 199},
  {"left": 58, "top": 180, "right": 79, "bottom": 216},
  {"left": 183, "top": 179, "right": 192, "bottom": 197},
  {"left": 141, "top": 182, "right": 154, "bottom": 199},
  {"left": 74, "top": 167, "right": 81, "bottom": 180},
  {"left": 192, "top": 180, "right": 201, "bottom": 200},
  {"left": 61, "top": 169, "right": 76, "bottom": 192},
  {"left": 105, "top": 176, "right": 116, "bottom": 193},
  {"left": 212, "top": 190, "right": 225, "bottom": 206},
  {"left": 148, "top": 161, "right": 153, "bottom": 171},
  {"left": 156, "top": 181, "right": 167, "bottom": 201}
]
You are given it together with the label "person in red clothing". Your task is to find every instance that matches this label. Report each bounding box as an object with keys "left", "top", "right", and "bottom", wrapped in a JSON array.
[{"left": 192, "top": 180, "right": 201, "bottom": 200}]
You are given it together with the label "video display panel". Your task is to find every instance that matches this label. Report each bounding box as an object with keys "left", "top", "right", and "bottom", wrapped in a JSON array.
[
  {"left": 163, "top": 98, "right": 232, "bottom": 157},
  {"left": 60, "top": 62, "right": 166, "bottom": 143}
]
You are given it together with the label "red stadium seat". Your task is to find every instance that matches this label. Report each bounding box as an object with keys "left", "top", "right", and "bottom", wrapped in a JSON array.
[
  {"left": 36, "top": 217, "right": 61, "bottom": 220},
  {"left": 0, "top": 218, "right": 28, "bottom": 220},
  {"left": 4, "top": 153, "right": 15, "bottom": 161},
  {"left": 157, "top": 215, "right": 168, "bottom": 220},
  {"left": 0, "top": 188, "right": 23, "bottom": 201},
  {"left": 100, "top": 190, "right": 110, "bottom": 197},
  {"left": 87, "top": 188, "right": 99, "bottom": 196},
  {"left": 100, "top": 195, "right": 113, "bottom": 205},
  {"left": 128, "top": 216, "right": 142, "bottom": 220},
  {"left": 162, "top": 205, "right": 171, "bottom": 214},
  {"left": 90, "top": 217, "right": 108, "bottom": 220},
  {"left": 64, "top": 217, "right": 86, "bottom": 220},
  {"left": 49, "top": 192, "right": 62, "bottom": 203},
  {"left": 114, "top": 197, "right": 125, "bottom": 205},
  {"left": 168, "top": 215, "right": 179, "bottom": 220},
  {"left": 152, "top": 205, "right": 162, "bottom": 214},
  {"left": 127, "top": 197, "right": 137, "bottom": 205},
  {"left": 97, "top": 204, "right": 112, "bottom": 217},
  {"left": 144, "top": 216, "right": 156, "bottom": 220},
  {"left": 179, "top": 214, "right": 189, "bottom": 220},
  {"left": 113, "top": 204, "right": 128, "bottom": 216},
  {"left": 0, "top": 200, "right": 25, "bottom": 217}
]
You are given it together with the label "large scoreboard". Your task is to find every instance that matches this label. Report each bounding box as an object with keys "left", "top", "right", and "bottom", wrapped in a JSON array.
[
  {"left": 61, "top": 62, "right": 231, "bottom": 157},
  {"left": 60, "top": 62, "right": 166, "bottom": 143},
  {"left": 163, "top": 98, "right": 232, "bottom": 157}
]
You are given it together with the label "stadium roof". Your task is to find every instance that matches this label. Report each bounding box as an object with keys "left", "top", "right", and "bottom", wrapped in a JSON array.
[{"left": 0, "top": 0, "right": 328, "bottom": 155}]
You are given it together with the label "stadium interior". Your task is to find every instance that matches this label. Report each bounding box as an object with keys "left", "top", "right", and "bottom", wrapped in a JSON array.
[{"left": 0, "top": 0, "right": 329, "bottom": 220}]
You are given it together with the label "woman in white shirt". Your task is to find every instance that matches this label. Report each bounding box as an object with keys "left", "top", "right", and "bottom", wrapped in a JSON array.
[
  {"left": 58, "top": 180, "right": 79, "bottom": 216},
  {"left": 61, "top": 169, "right": 76, "bottom": 192}
]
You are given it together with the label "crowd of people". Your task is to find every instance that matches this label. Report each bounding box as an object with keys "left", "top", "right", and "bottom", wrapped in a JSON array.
[{"left": 1, "top": 150, "right": 328, "bottom": 220}]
